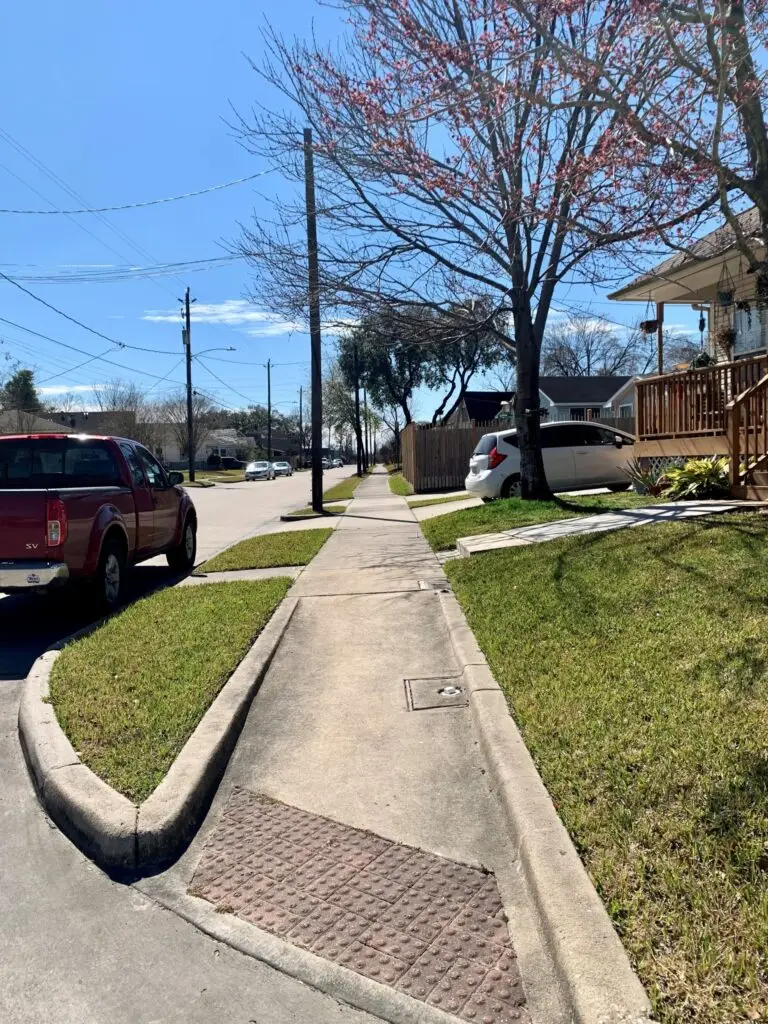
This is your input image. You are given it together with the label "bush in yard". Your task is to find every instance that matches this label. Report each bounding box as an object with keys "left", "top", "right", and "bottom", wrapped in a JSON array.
[
  {"left": 623, "top": 457, "right": 669, "bottom": 497},
  {"left": 663, "top": 456, "right": 729, "bottom": 500}
]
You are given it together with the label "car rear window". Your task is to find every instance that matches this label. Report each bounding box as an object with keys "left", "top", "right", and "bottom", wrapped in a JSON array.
[
  {"left": 473, "top": 434, "right": 498, "bottom": 455},
  {"left": 0, "top": 438, "right": 122, "bottom": 489}
]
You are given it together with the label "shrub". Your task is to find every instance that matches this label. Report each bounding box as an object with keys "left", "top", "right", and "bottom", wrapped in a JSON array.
[
  {"left": 663, "top": 456, "right": 729, "bottom": 500},
  {"left": 623, "top": 457, "right": 669, "bottom": 496}
]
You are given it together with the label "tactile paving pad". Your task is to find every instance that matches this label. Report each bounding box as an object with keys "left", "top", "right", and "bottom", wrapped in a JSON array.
[{"left": 189, "top": 789, "right": 530, "bottom": 1024}]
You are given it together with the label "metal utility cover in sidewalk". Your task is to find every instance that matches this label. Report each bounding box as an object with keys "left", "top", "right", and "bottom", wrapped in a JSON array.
[{"left": 406, "top": 677, "right": 468, "bottom": 711}]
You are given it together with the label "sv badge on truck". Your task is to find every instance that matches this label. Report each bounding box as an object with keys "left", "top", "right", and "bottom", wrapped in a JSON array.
[{"left": 26, "top": 543, "right": 39, "bottom": 551}]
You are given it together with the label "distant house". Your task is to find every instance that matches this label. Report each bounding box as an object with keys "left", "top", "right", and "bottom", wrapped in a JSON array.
[
  {"left": 538, "top": 376, "right": 635, "bottom": 422},
  {"left": 47, "top": 410, "right": 137, "bottom": 434},
  {"left": 0, "top": 411, "right": 78, "bottom": 434},
  {"left": 445, "top": 379, "right": 635, "bottom": 428},
  {"left": 446, "top": 390, "right": 515, "bottom": 426}
]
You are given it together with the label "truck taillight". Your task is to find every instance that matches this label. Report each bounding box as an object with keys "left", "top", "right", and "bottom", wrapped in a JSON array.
[
  {"left": 488, "top": 446, "right": 507, "bottom": 470},
  {"left": 46, "top": 498, "right": 68, "bottom": 547}
]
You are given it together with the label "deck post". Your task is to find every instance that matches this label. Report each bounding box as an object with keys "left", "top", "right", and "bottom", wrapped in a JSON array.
[
  {"left": 730, "top": 401, "right": 741, "bottom": 489},
  {"left": 656, "top": 302, "right": 664, "bottom": 376}
]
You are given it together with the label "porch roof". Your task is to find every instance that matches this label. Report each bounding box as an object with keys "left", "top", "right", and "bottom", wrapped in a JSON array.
[{"left": 608, "top": 208, "right": 762, "bottom": 305}]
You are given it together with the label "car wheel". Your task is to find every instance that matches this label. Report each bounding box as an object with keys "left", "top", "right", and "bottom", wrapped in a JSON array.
[
  {"left": 608, "top": 482, "right": 631, "bottom": 492},
  {"left": 167, "top": 516, "right": 197, "bottom": 572},
  {"left": 94, "top": 536, "right": 126, "bottom": 612},
  {"left": 500, "top": 474, "right": 521, "bottom": 499}
]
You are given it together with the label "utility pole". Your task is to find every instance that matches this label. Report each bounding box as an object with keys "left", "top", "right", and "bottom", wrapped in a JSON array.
[
  {"left": 304, "top": 128, "right": 323, "bottom": 513},
  {"left": 182, "top": 287, "right": 196, "bottom": 482},
  {"left": 266, "top": 359, "right": 272, "bottom": 461},
  {"left": 298, "top": 386, "right": 304, "bottom": 467},
  {"left": 363, "top": 388, "right": 370, "bottom": 472},
  {"left": 353, "top": 343, "right": 363, "bottom": 477}
]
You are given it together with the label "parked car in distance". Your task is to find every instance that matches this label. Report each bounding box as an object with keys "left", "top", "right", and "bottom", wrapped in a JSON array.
[
  {"left": 466, "top": 421, "right": 635, "bottom": 500},
  {"left": 322, "top": 457, "right": 331, "bottom": 469},
  {"left": 271, "top": 461, "right": 293, "bottom": 477},
  {"left": 0, "top": 434, "right": 197, "bottom": 609},
  {"left": 332, "top": 458, "right": 344, "bottom": 468},
  {"left": 219, "top": 456, "right": 245, "bottom": 470},
  {"left": 245, "top": 460, "right": 274, "bottom": 481}
]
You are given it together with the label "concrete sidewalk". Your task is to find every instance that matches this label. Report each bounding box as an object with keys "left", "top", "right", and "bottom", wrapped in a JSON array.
[
  {"left": 140, "top": 471, "right": 568, "bottom": 1024},
  {"left": 456, "top": 499, "right": 758, "bottom": 556}
]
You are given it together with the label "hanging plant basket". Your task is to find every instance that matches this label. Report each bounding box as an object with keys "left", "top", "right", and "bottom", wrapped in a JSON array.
[
  {"left": 736, "top": 298, "right": 753, "bottom": 327},
  {"left": 715, "top": 324, "right": 737, "bottom": 353},
  {"left": 717, "top": 258, "right": 736, "bottom": 308},
  {"left": 639, "top": 319, "right": 658, "bottom": 334}
]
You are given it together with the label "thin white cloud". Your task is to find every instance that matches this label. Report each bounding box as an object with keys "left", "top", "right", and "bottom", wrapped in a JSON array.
[
  {"left": 143, "top": 300, "right": 358, "bottom": 338},
  {"left": 142, "top": 299, "right": 300, "bottom": 332},
  {"left": 38, "top": 384, "right": 101, "bottom": 396}
]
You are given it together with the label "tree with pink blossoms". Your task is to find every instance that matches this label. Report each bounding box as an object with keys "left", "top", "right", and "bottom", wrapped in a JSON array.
[
  {"left": 504, "top": 0, "right": 768, "bottom": 291},
  {"left": 237, "top": 1, "right": 714, "bottom": 497}
]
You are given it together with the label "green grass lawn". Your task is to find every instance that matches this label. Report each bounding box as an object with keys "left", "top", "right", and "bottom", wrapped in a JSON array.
[
  {"left": 199, "top": 528, "right": 333, "bottom": 572},
  {"left": 388, "top": 472, "right": 413, "bottom": 496},
  {"left": 446, "top": 513, "right": 768, "bottom": 1024},
  {"left": 49, "top": 579, "right": 291, "bottom": 802},
  {"left": 284, "top": 505, "right": 346, "bottom": 519},
  {"left": 322, "top": 474, "right": 365, "bottom": 502},
  {"left": 181, "top": 469, "right": 245, "bottom": 485},
  {"left": 408, "top": 492, "right": 472, "bottom": 509},
  {"left": 421, "top": 491, "right": 658, "bottom": 551}
]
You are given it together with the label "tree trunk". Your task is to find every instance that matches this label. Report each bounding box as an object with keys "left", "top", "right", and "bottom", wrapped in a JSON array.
[{"left": 514, "top": 317, "right": 550, "bottom": 500}]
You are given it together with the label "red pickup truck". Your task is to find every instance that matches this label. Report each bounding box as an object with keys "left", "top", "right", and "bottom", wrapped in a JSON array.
[{"left": 0, "top": 434, "right": 197, "bottom": 609}]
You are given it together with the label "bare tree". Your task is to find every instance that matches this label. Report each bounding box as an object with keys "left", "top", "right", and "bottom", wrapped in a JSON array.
[
  {"left": 92, "top": 379, "right": 161, "bottom": 449},
  {"left": 160, "top": 390, "right": 215, "bottom": 462},
  {"left": 542, "top": 315, "right": 646, "bottom": 377}
]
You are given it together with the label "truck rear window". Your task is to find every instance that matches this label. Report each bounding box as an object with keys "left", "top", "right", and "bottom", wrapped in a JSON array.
[{"left": 0, "top": 439, "right": 122, "bottom": 489}]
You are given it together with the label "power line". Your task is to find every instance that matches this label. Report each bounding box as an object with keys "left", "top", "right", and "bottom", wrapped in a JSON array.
[
  {"left": 0, "top": 271, "right": 180, "bottom": 354},
  {"left": 0, "top": 169, "right": 273, "bottom": 215},
  {"left": 0, "top": 127, "right": 184, "bottom": 299},
  {"left": 194, "top": 356, "right": 262, "bottom": 405},
  {"left": 0, "top": 316, "right": 186, "bottom": 385},
  {"left": 38, "top": 346, "right": 119, "bottom": 384},
  {"left": 0, "top": 255, "right": 243, "bottom": 284}
]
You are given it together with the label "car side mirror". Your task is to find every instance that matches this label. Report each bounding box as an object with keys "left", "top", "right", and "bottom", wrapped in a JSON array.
[
  {"left": 168, "top": 471, "right": 184, "bottom": 486},
  {"left": 614, "top": 436, "right": 623, "bottom": 448}
]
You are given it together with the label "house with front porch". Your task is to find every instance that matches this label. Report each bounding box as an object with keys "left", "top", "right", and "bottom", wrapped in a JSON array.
[{"left": 610, "top": 207, "right": 768, "bottom": 499}]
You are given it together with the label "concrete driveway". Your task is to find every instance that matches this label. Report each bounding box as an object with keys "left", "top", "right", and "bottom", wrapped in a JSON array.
[{"left": 0, "top": 466, "right": 376, "bottom": 1023}]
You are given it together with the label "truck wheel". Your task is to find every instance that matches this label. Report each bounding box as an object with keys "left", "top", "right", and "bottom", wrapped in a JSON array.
[
  {"left": 167, "top": 516, "right": 197, "bottom": 572},
  {"left": 95, "top": 537, "right": 125, "bottom": 612}
]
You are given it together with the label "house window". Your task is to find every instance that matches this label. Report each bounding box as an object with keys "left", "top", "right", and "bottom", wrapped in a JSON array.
[
  {"left": 733, "top": 307, "right": 766, "bottom": 356},
  {"left": 619, "top": 404, "right": 632, "bottom": 418},
  {"left": 569, "top": 408, "right": 585, "bottom": 420}
]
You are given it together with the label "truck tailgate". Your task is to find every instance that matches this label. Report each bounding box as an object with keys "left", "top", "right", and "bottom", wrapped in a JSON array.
[{"left": 0, "top": 491, "right": 48, "bottom": 559}]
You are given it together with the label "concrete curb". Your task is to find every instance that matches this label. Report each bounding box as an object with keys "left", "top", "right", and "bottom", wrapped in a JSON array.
[
  {"left": 18, "top": 595, "right": 299, "bottom": 874},
  {"left": 437, "top": 590, "right": 654, "bottom": 1024}
]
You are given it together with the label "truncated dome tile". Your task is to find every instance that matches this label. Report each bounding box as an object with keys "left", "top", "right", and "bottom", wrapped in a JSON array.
[
  {"left": 337, "top": 941, "right": 410, "bottom": 985},
  {"left": 188, "top": 790, "right": 528, "bottom": 1024},
  {"left": 426, "top": 958, "right": 489, "bottom": 1015}
]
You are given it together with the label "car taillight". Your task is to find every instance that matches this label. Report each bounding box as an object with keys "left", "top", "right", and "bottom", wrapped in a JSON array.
[
  {"left": 46, "top": 498, "right": 68, "bottom": 547},
  {"left": 488, "top": 446, "right": 507, "bottom": 470}
]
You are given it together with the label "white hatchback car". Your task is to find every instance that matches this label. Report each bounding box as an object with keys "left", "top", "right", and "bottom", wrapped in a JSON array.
[{"left": 466, "top": 421, "right": 635, "bottom": 500}]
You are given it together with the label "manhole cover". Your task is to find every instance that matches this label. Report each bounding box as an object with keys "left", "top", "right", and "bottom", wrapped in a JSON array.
[
  {"left": 418, "top": 579, "right": 452, "bottom": 593},
  {"left": 405, "top": 677, "right": 468, "bottom": 711}
]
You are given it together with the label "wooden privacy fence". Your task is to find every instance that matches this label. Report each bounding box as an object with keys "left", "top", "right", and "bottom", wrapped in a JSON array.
[{"left": 401, "top": 421, "right": 498, "bottom": 492}]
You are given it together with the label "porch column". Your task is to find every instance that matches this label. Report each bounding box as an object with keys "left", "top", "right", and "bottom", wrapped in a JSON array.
[{"left": 656, "top": 302, "right": 664, "bottom": 375}]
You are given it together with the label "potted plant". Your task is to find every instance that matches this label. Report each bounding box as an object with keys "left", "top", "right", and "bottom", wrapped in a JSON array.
[
  {"left": 715, "top": 324, "right": 737, "bottom": 355},
  {"left": 639, "top": 319, "right": 658, "bottom": 334}
]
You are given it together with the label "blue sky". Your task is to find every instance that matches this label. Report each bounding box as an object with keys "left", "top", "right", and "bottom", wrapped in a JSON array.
[{"left": 0, "top": 0, "right": 703, "bottom": 422}]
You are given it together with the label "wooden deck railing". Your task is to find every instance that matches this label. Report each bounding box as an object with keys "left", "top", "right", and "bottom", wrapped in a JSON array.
[
  {"left": 636, "top": 355, "right": 768, "bottom": 440},
  {"left": 728, "top": 372, "right": 768, "bottom": 487}
]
